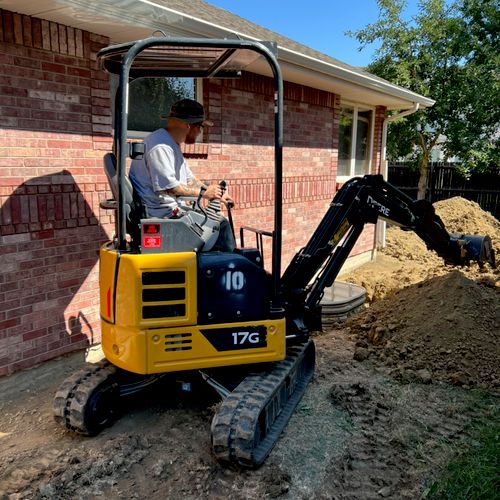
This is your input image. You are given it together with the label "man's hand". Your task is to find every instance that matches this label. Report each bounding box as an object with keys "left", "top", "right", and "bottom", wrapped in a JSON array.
[
  {"left": 202, "top": 184, "right": 223, "bottom": 200},
  {"left": 221, "top": 192, "right": 235, "bottom": 208}
]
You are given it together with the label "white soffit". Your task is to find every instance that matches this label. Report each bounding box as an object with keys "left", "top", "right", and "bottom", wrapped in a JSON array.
[{"left": 0, "top": 0, "right": 434, "bottom": 110}]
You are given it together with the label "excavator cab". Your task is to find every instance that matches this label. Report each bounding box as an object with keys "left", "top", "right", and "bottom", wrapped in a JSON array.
[{"left": 53, "top": 35, "right": 495, "bottom": 468}]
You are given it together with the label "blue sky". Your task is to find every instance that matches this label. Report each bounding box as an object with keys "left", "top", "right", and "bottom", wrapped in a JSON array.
[{"left": 207, "top": 0, "right": 421, "bottom": 67}]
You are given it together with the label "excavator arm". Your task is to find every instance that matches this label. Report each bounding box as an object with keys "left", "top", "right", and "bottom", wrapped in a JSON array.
[{"left": 281, "top": 174, "right": 495, "bottom": 335}]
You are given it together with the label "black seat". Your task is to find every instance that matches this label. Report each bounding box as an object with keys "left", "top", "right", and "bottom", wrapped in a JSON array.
[{"left": 102, "top": 152, "right": 146, "bottom": 245}]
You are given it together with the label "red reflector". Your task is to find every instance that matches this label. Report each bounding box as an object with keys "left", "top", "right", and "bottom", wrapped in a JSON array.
[
  {"left": 144, "top": 223, "right": 160, "bottom": 234},
  {"left": 106, "top": 287, "right": 111, "bottom": 318}
]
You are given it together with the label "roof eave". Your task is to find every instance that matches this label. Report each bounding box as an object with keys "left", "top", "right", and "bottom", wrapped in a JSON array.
[{"left": 6, "top": 0, "right": 435, "bottom": 109}]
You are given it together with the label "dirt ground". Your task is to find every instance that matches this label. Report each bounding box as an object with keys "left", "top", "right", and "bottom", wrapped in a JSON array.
[{"left": 0, "top": 197, "right": 499, "bottom": 499}]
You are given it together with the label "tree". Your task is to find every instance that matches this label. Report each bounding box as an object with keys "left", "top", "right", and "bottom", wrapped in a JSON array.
[{"left": 351, "top": 0, "right": 500, "bottom": 199}]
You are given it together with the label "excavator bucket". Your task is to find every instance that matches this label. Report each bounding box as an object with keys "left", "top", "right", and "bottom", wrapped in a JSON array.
[{"left": 451, "top": 234, "right": 496, "bottom": 267}]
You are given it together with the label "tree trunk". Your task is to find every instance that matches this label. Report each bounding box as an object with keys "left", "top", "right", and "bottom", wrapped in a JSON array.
[{"left": 417, "top": 154, "right": 429, "bottom": 200}]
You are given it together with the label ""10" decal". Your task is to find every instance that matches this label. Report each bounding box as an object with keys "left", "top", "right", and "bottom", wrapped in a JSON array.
[{"left": 225, "top": 270, "right": 245, "bottom": 291}]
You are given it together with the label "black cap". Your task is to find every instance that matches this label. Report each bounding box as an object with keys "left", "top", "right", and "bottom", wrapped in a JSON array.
[{"left": 168, "top": 99, "right": 213, "bottom": 126}]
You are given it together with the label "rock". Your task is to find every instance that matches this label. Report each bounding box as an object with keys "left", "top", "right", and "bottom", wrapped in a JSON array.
[
  {"left": 353, "top": 347, "right": 370, "bottom": 361},
  {"left": 368, "top": 325, "right": 388, "bottom": 345},
  {"left": 450, "top": 372, "right": 468, "bottom": 386},
  {"left": 416, "top": 369, "right": 432, "bottom": 384},
  {"left": 39, "top": 483, "right": 55, "bottom": 498},
  {"left": 355, "top": 339, "right": 369, "bottom": 348},
  {"left": 378, "top": 486, "right": 392, "bottom": 497}
]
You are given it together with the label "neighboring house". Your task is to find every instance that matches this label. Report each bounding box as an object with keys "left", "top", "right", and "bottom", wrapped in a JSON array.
[{"left": 0, "top": 0, "right": 434, "bottom": 375}]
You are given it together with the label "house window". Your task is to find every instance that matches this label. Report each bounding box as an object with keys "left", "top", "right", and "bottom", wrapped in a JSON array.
[
  {"left": 338, "top": 105, "right": 374, "bottom": 177},
  {"left": 128, "top": 77, "right": 196, "bottom": 132},
  {"left": 111, "top": 76, "right": 198, "bottom": 137}
]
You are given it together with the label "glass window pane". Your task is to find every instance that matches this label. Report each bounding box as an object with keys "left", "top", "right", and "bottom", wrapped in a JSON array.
[
  {"left": 354, "top": 110, "right": 371, "bottom": 175},
  {"left": 128, "top": 77, "right": 195, "bottom": 132},
  {"left": 338, "top": 106, "right": 353, "bottom": 176}
]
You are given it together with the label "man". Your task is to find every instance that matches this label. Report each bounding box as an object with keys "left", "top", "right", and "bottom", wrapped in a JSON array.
[{"left": 129, "top": 98, "right": 235, "bottom": 251}]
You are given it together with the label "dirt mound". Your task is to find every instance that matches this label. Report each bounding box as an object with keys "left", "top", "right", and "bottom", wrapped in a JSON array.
[
  {"left": 342, "top": 197, "right": 499, "bottom": 302},
  {"left": 434, "top": 197, "right": 500, "bottom": 239},
  {"left": 341, "top": 198, "right": 499, "bottom": 389},
  {"left": 384, "top": 196, "right": 500, "bottom": 268},
  {"left": 347, "top": 270, "right": 500, "bottom": 389}
]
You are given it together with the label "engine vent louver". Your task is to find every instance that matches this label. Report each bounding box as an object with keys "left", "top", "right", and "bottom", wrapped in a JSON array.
[
  {"left": 142, "top": 288, "right": 185, "bottom": 302},
  {"left": 142, "top": 271, "right": 185, "bottom": 285},
  {"left": 143, "top": 304, "right": 185, "bottom": 319},
  {"left": 141, "top": 270, "right": 187, "bottom": 320},
  {"left": 165, "top": 333, "right": 192, "bottom": 352}
]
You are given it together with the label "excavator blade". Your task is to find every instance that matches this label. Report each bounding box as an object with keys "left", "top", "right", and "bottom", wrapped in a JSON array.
[{"left": 451, "top": 234, "right": 496, "bottom": 267}]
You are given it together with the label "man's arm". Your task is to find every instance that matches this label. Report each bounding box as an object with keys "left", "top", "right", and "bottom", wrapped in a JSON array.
[{"left": 166, "top": 177, "right": 222, "bottom": 200}]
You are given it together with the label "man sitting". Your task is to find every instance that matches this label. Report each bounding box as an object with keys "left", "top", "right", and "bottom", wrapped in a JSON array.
[{"left": 129, "top": 99, "right": 235, "bottom": 252}]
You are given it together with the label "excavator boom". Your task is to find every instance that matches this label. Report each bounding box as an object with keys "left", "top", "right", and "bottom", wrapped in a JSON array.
[{"left": 281, "top": 175, "right": 495, "bottom": 334}]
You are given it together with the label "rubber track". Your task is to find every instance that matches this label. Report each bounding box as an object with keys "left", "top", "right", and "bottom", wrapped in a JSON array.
[
  {"left": 53, "top": 360, "right": 117, "bottom": 435},
  {"left": 211, "top": 340, "right": 315, "bottom": 467}
]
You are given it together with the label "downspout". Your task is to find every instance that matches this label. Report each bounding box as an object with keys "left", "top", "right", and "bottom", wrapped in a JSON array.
[{"left": 377, "top": 102, "right": 420, "bottom": 248}]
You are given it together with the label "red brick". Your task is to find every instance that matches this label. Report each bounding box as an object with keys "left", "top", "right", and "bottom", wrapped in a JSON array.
[{"left": 0, "top": 318, "right": 20, "bottom": 330}]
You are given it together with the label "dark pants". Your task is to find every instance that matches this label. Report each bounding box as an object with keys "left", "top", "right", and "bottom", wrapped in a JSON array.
[{"left": 212, "top": 218, "right": 236, "bottom": 252}]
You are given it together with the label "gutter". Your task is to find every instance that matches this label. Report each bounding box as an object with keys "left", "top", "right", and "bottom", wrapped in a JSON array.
[
  {"left": 377, "top": 102, "right": 421, "bottom": 248},
  {"left": 381, "top": 103, "right": 421, "bottom": 180}
]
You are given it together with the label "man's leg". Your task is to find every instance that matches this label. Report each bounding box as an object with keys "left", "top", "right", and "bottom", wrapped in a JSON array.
[{"left": 211, "top": 218, "right": 236, "bottom": 252}]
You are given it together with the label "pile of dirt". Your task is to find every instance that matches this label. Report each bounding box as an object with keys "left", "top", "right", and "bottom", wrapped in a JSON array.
[
  {"left": 342, "top": 196, "right": 499, "bottom": 303},
  {"left": 340, "top": 197, "right": 500, "bottom": 389},
  {"left": 346, "top": 270, "right": 499, "bottom": 389}
]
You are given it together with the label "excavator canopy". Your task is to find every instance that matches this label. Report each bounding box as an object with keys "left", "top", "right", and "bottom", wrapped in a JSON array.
[{"left": 98, "top": 39, "right": 272, "bottom": 78}]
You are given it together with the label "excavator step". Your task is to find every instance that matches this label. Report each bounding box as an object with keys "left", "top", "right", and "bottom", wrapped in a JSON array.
[{"left": 211, "top": 339, "right": 315, "bottom": 467}]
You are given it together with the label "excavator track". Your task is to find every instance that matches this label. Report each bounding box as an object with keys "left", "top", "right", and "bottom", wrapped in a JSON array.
[
  {"left": 211, "top": 339, "right": 315, "bottom": 467},
  {"left": 53, "top": 360, "right": 167, "bottom": 435},
  {"left": 53, "top": 360, "right": 119, "bottom": 436}
]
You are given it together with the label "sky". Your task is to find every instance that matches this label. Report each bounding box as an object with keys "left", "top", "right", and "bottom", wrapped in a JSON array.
[{"left": 206, "top": 0, "right": 421, "bottom": 68}]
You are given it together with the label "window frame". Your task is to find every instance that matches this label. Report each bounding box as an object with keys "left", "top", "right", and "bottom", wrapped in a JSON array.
[{"left": 336, "top": 101, "right": 375, "bottom": 182}]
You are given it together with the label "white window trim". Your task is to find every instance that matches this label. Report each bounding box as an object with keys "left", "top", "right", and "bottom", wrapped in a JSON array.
[{"left": 336, "top": 102, "right": 375, "bottom": 183}]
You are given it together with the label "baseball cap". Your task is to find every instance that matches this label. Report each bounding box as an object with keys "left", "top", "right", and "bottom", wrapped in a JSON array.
[{"left": 168, "top": 99, "right": 214, "bottom": 126}]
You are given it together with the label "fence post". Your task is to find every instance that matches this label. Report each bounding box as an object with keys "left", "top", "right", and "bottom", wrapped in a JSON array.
[{"left": 427, "top": 162, "right": 433, "bottom": 202}]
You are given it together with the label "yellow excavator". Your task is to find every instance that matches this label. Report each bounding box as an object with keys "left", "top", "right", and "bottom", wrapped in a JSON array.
[{"left": 53, "top": 36, "right": 495, "bottom": 467}]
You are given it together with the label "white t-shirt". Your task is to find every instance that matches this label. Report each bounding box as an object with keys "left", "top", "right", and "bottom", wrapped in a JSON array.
[{"left": 129, "top": 128, "right": 194, "bottom": 217}]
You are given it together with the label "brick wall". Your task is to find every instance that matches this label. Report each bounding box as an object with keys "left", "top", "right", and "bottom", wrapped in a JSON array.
[{"left": 0, "top": 10, "right": 113, "bottom": 376}]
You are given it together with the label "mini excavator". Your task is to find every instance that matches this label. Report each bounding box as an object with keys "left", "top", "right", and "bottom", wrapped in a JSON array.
[{"left": 53, "top": 36, "right": 495, "bottom": 467}]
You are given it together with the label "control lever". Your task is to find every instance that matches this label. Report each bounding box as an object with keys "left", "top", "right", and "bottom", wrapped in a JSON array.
[
  {"left": 219, "top": 180, "right": 234, "bottom": 209},
  {"left": 219, "top": 180, "right": 236, "bottom": 240}
]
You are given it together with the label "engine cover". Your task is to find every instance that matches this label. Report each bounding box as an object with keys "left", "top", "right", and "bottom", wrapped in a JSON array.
[{"left": 197, "top": 252, "right": 270, "bottom": 324}]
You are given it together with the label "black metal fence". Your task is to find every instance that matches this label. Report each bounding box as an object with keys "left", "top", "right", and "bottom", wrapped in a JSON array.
[{"left": 388, "top": 162, "right": 500, "bottom": 219}]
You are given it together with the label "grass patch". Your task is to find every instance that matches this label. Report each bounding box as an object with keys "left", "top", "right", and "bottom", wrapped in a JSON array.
[{"left": 424, "top": 420, "right": 499, "bottom": 499}]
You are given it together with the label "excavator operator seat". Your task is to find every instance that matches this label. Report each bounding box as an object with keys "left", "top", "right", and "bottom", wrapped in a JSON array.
[
  {"left": 102, "top": 153, "right": 223, "bottom": 254},
  {"left": 102, "top": 152, "right": 145, "bottom": 245}
]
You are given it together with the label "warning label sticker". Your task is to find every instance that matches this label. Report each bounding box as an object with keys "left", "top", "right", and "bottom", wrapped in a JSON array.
[{"left": 143, "top": 236, "right": 161, "bottom": 248}]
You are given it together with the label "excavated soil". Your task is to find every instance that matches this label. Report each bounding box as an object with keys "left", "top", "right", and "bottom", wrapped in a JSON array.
[
  {"left": 0, "top": 196, "right": 499, "bottom": 499},
  {"left": 343, "top": 197, "right": 500, "bottom": 390}
]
